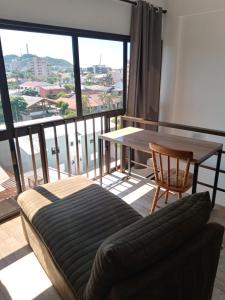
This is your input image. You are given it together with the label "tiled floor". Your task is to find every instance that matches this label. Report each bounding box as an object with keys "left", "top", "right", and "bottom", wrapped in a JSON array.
[{"left": 0, "top": 171, "right": 224, "bottom": 299}]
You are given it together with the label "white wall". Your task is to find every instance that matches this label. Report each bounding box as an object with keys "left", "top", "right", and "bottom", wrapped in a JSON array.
[
  {"left": 160, "top": 0, "right": 225, "bottom": 205},
  {"left": 0, "top": 0, "right": 165, "bottom": 35},
  {"left": 161, "top": 0, "right": 225, "bottom": 123},
  {"left": 166, "top": 0, "right": 225, "bottom": 17},
  {"left": 174, "top": 11, "right": 225, "bottom": 129},
  {"left": 0, "top": 0, "right": 131, "bottom": 34}
]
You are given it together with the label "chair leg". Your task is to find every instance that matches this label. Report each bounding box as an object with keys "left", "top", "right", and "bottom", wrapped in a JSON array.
[
  {"left": 150, "top": 186, "right": 160, "bottom": 214},
  {"left": 178, "top": 192, "right": 182, "bottom": 199},
  {"left": 165, "top": 190, "right": 169, "bottom": 204}
]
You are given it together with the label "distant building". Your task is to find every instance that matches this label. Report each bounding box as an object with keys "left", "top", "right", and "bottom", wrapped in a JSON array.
[
  {"left": 30, "top": 57, "right": 50, "bottom": 80},
  {"left": 39, "top": 86, "right": 66, "bottom": 98},
  {"left": 81, "top": 85, "right": 110, "bottom": 93},
  {"left": 111, "top": 69, "right": 123, "bottom": 83},
  {"left": 112, "top": 81, "right": 123, "bottom": 94},
  {"left": 0, "top": 119, "right": 116, "bottom": 179},
  {"left": 86, "top": 65, "right": 112, "bottom": 74},
  {"left": 9, "top": 59, "right": 21, "bottom": 72},
  {"left": 56, "top": 92, "right": 121, "bottom": 114},
  {"left": 22, "top": 96, "right": 59, "bottom": 120},
  {"left": 19, "top": 81, "right": 49, "bottom": 93}
]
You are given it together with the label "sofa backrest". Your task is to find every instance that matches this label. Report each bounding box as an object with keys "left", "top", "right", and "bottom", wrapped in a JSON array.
[
  {"left": 83, "top": 192, "right": 213, "bottom": 300},
  {"left": 108, "top": 222, "right": 224, "bottom": 300}
]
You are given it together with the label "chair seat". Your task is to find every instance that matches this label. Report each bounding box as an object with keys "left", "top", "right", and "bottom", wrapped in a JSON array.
[{"left": 160, "top": 168, "right": 193, "bottom": 191}]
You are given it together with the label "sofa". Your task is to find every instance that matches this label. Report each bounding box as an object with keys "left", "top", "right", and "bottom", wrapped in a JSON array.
[{"left": 18, "top": 176, "right": 224, "bottom": 300}]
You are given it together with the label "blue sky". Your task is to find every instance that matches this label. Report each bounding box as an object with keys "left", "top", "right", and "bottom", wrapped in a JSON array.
[{"left": 0, "top": 29, "right": 123, "bottom": 69}]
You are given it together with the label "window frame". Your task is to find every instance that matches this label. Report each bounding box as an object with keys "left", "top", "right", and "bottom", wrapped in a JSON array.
[{"left": 0, "top": 19, "right": 129, "bottom": 125}]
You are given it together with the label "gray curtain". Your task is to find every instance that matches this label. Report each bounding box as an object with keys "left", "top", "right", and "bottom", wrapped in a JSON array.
[{"left": 127, "top": 0, "right": 163, "bottom": 166}]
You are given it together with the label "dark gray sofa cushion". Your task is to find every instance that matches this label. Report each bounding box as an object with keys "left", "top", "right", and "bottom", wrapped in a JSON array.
[
  {"left": 31, "top": 183, "right": 142, "bottom": 299},
  {"left": 84, "top": 192, "right": 212, "bottom": 300}
]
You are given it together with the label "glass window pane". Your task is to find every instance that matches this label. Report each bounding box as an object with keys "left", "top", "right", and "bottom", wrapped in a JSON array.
[
  {"left": 0, "top": 140, "right": 18, "bottom": 219},
  {"left": 127, "top": 42, "right": 130, "bottom": 94},
  {"left": 79, "top": 38, "right": 123, "bottom": 115},
  {"left": 0, "top": 91, "right": 6, "bottom": 130},
  {"left": 0, "top": 29, "right": 76, "bottom": 126}
]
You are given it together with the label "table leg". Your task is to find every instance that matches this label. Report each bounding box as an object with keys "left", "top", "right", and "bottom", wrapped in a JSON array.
[
  {"left": 128, "top": 147, "right": 132, "bottom": 177},
  {"left": 98, "top": 138, "right": 103, "bottom": 186},
  {"left": 212, "top": 150, "right": 222, "bottom": 207},
  {"left": 192, "top": 163, "right": 199, "bottom": 194}
]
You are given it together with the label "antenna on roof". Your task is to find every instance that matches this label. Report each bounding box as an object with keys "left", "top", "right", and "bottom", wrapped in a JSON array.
[
  {"left": 99, "top": 54, "right": 102, "bottom": 66},
  {"left": 26, "top": 43, "right": 29, "bottom": 55}
]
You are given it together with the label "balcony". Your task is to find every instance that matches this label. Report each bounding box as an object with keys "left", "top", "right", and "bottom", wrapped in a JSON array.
[{"left": 1, "top": 112, "right": 225, "bottom": 216}]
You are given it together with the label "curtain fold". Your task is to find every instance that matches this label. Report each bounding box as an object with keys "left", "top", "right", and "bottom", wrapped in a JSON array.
[{"left": 126, "top": 0, "right": 163, "bottom": 166}]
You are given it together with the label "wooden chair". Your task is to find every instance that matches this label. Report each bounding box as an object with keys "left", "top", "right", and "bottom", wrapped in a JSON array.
[{"left": 149, "top": 143, "right": 193, "bottom": 214}]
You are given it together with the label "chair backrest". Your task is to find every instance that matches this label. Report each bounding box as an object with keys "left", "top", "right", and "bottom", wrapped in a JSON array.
[{"left": 150, "top": 143, "right": 193, "bottom": 190}]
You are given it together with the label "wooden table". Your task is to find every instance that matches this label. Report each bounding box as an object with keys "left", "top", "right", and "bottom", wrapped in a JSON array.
[{"left": 98, "top": 127, "right": 223, "bottom": 206}]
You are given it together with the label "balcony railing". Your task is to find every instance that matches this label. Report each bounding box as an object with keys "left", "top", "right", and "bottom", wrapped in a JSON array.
[
  {"left": 122, "top": 115, "right": 225, "bottom": 204},
  {"left": 1, "top": 112, "right": 225, "bottom": 222},
  {"left": 0, "top": 110, "right": 123, "bottom": 222}
]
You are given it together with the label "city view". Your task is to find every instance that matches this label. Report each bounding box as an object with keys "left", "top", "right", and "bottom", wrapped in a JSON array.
[
  {"left": 0, "top": 30, "right": 123, "bottom": 204},
  {"left": 0, "top": 30, "right": 124, "bottom": 127}
]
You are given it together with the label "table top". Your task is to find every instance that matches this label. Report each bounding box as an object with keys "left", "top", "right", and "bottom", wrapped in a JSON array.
[{"left": 99, "top": 127, "right": 223, "bottom": 164}]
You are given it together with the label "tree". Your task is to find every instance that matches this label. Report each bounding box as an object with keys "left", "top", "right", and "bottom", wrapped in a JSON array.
[
  {"left": 66, "top": 111, "right": 76, "bottom": 118},
  {"left": 98, "top": 92, "right": 114, "bottom": 109},
  {"left": 11, "top": 70, "right": 25, "bottom": 80},
  {"left": 47, "top": 94, "right": 57, "bottom": 100},
  {"left": 22, "top": 88, "right": 39, "bottom": 97},
  {"left": 47, "top": 76, "right": 58, "bottom": 84},
  {"left": 56, "top": 101, "right": 69, "bottom": 115},
  {"left": 64, "top": 84, "right": 75, "bottom": 93},
  {"left": 10, "top": 96, "right": 27, "bottom": 121},
  {"left": 84, "top": 74, "right": 95, "bottom": 86},
  {"left": 82, "top": 95, "right": 91, "bottom": 113},
  {"left": 103, "top": 73, "right": 113, "bottom": 86},
  {"left": 25, "top": 70, "right": 35, "bottom": 81},
  {"left": 7, "top": 81, "right": 19, "bottom": 90},
  {"left": 56, "top": 92, "right": 67, "bottom": 99}
]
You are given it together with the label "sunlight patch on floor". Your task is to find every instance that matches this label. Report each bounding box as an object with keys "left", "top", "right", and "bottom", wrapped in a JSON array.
[
  {"left": 128, "top": 177, "right": 141, "bottom": 184},
  {"left": 122, "top": 184, "right": 154, "bottom": 205},
  {"left": 120, "top": 181, "right": 133, "bottom": 188},
  {"left": 0, "top": 252, "right": 60, "bottom": 300}
]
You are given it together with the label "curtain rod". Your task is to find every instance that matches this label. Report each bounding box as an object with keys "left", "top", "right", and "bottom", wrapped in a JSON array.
[{"left": 119, "top": 0, "right": 167, "bottom": 14}]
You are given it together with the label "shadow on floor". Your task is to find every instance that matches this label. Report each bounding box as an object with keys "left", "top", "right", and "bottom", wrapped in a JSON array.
[
  {"left": 0, "top": 245, "right": 31, "bottom": 271},
  {"left": 32, "top": 286, "right": 61, "bottom": 300},
  {"left": 0, "top": 281, "right": 12, "bottom": 300},
  {"left": 103, "top": 172, "right": 178, "bottom": 217}
]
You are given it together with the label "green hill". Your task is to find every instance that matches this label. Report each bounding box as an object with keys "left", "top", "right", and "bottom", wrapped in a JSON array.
[{"left": 4, "top": 54, "right": 73, "bottom": 72}]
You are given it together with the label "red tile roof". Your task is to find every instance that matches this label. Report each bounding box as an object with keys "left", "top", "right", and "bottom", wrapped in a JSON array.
[
  {"left": 20, "top": 81, "right": 48, "bottom": 88},
  {"left": 57, "top": 93, "right": 115, "bottom": 110},
  {"left": 56, "top": 96, "right": 77, "bottom": 110},
  {"left": 40, "top": 86, "right": 65, "bottom": 91}
]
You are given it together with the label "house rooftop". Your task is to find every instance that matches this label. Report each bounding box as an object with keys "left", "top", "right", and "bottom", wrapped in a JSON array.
[
  {"left": 40, "top": 86, "right": 65, "bottom": 90},
  {"left": 23, "top": 96, "right": 56, "bottom": 108},
  {"left": 19, "top": 81, "right": 50, "bottom": 88}
]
